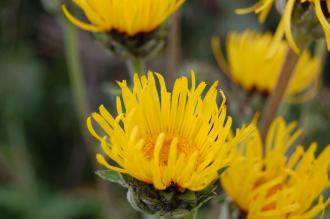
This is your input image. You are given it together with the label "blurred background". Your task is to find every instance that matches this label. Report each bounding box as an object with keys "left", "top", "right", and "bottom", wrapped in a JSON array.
[{"left": 0, "top": 0, "right": 329, "bottom": 218}]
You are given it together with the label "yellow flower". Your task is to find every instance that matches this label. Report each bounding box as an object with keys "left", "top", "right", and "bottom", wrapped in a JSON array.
[
  {"left": 221, "top": 117, "right": 330, "bottom": 219},
  {"left": 212, "top": 30, "right": 322, "bottom": 102},
  {"left": 87, "top": 71, "right": 254, "bottom": 191},
  {"left": 62, "top": 0, "right": 184, "bottom": 36},
  {"left": 236, "top": 0, "right": 330, "bottom": 52}
]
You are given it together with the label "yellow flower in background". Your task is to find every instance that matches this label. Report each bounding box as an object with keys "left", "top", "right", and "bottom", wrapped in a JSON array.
[
  {"left": 62, "top": 0, "right": 185, "bottom": 36},
  {"left": 87, "top": 72, "right": 254, "bottom": 191},
  {"left": 221, "top": 117, "right": 330, "bottom": 219},
  {"left": 212, "top": 30, "right": 322, "bottom": 102},
  {"left": 236, "top": 0, "right": 330, "bottom": 52}
]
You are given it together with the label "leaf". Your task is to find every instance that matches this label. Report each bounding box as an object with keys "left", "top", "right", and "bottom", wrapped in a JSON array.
[
  {"left": 195, "top": 194, "right": 216, "bottom": 210},
  {"left": 177, "top": 191, "right": 197, "bottom": 205},
  {"left": 126, "top": 188, "right": 153, "bottom": 215},
  {"left": 195, "top": 184, "right": 217, "bottom": 209},
  {"left": 120, "top": 173, "right": 136, "bottom": 186},
  {"left": 197, "top": 184, "right": 217, "bottom": 197},
  {"left": 95, "top": 170, "right": 127, "bottom": 187}
]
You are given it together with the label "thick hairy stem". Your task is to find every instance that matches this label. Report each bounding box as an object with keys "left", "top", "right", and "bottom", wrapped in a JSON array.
[
  {"left": 63, "top": 19, "right": 91, "bottom": 142},
  {"left": 260, "top": 48, "right": 299, "bottom": 140}
]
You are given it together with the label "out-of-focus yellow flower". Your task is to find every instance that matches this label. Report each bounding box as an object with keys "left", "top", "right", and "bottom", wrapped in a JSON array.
[
  {"left": 87, "top": 71, "right": 254, "bottom": 191},
  {"left": 62, "top": 0, "right": 184, "bottom": 36},
  {"left": 212, "top": 30, "right": 322, "bottom": 102},
  {"left": 221, "top": 117, "right": 330, "bottom": 219},
  {"left": 236, "top": 0, "right": 330, "bottom": 52}
]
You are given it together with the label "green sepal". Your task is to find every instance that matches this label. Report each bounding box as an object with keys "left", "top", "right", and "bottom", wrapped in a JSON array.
[
  {"left": 177, "top": 190, "right": 197, "bottom": 205},
  {"left": 127, "top": 188, "right": 154, "bottom": 215},
  {"left": 114, "top": 176, "right": 218, "bottom": 216},
  {"left": 195, "top": 184, "right": 217, "bottom": 209},
  {"left": 94, "top": 24, "right": 169, "bottom": 60},
  {"left": 120, "top": 172, "right": 136, "bottom": 186},
  {"left": 95, "top": 170, "right": 128, "bottom": 187},
  {"left": 140, "top": 193, "right": 162, "bottom": 210}
]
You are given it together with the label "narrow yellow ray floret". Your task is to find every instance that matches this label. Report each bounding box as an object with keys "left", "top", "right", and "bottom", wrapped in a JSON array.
[
  {"left": 63, "top": 0, "right": 185, "bottom": 36},
  {"left": 212, "top": 30, "right": 322, "bottom": 102},
  {"left": 87, "top": 71, "right": 254, "bottom": 191},
  {"left": 236, "top": 0, "right": 330, "bottom": 52},
  {"left": 221, "top": 117, "right": 330, "bottom": 219}
]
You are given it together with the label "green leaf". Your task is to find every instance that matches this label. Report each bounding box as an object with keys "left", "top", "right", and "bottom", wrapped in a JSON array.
[
  {"left": 95, "top": 170, "right": 127, "bottom": 187},
  {"left": 195, "top": 184, "right": 217, "bottom": 209},
  {"left": 197, "top": 184, "right": 217, "bottom": 197},
  {"left": 177, "top": 191, "right": 197, "bottom": 204},
  {"left": 195, "top": 194, "right": 215, "bottom": 210}
]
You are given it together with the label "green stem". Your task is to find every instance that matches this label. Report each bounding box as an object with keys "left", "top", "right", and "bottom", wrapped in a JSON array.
[
  {"left": 126, "top": 56, "right": 146, "bottom": 81},
  {"left": 63, "top": 19, "right": 89, "bottom": 121},
  {"left": 62, "top": 19, "right": 96, "bottom": 157},
  {"left": 183, "top": 209, "right": 198, "bottom": 219},
  {"left": 191, "top": 209, "right": 198, "bottom": 219},
  {"left": 62, "top": 19, "right": 117, "bottom": 218}
]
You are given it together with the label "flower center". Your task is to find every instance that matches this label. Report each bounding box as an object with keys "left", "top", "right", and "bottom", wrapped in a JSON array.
[{"left": 143, "top": 133, "right": 195, "bottom": 165}]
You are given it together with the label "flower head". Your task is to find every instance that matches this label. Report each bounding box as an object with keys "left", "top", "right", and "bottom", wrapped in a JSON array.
[
  {"left": 62, "top": 0, "right": 184, "bottom": 36},
  {"left": 236, "top": 0, "right": 330, "bottom": 52},
  {"left": 212, "top": 30, "right": 322, "bottom": 102},
  {"left": 88, "top": 71, "right": 253, "bottom": 191},
  {"left": 221, "top": 117, "right": 330, "bottom": 219}
]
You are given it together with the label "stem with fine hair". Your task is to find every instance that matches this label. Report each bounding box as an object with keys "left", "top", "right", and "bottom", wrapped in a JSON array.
[
  {"left": 63, "top": 19, "right": 91, "bottom": 143},
  {"left": 62, "top": 19, "right": 116, "bottom": 218},
  {"left": 126, "top": 56, "right": 146, "bottom": 80},
  {"left": 260, "top": 48, "right": 299, "bottom": 140},
  {"left": 183, "top": 209, "right": 198, "bottom": 219},
  {"left": 191, "top": 209, "right": 198, "bottom": 219}
]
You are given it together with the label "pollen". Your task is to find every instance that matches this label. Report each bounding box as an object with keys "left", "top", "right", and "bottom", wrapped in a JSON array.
[{"left": 144, "top": 134, "right": 194, "bottom": 164}]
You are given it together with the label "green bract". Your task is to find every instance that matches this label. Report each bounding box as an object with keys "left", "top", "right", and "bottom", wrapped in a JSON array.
[{"left": 96, "top": 170, "right": 217, "bottom": 217}]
